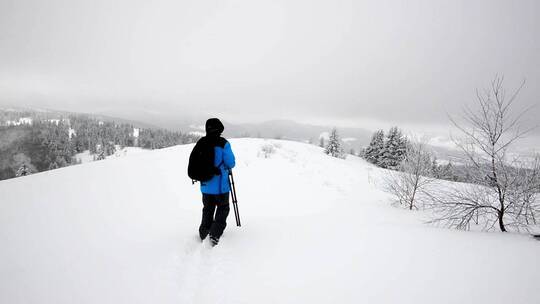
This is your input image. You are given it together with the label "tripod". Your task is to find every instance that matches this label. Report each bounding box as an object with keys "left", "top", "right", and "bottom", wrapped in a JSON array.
[{"left": 228, "top": 170, "right": 241, "bottom": 227}]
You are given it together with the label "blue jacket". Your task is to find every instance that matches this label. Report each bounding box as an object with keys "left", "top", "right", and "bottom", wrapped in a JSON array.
[{"left": 200, "top": 139, "right": 236, "bottom": 194}]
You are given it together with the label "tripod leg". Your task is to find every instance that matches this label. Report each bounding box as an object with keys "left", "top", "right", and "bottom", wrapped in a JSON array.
[{"left": 228, "top": 172, "right": 241, "bottom": 227}]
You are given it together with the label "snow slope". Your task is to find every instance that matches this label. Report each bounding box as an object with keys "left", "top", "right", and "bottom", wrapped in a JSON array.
[
  {"left": 0, "top": 139, "right": 539, "bottom": 304},
  {"left": 75, "top": 147, "right": 149, "bottom": 164}
]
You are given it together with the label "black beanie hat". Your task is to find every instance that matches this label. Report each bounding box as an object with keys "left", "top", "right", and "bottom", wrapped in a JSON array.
[{"left": 205, "top": 118, "right": 224, "bottom": 135}]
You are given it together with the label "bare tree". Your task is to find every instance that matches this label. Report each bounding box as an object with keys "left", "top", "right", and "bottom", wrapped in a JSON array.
[
  {"left": 427, "top": 182, "right": 501, "bottom": 230},
  {"left": 431, "top": 76, "right": 537, "bottom": 232},
  {"left": 384, "top": 140, "right": 435, "bottom": 210},
  {"left": 427, "top": 157, "right": 540, "bottom": 232},
  {"left": 506, "top": 155, "right": 540, "bottom": 229}
]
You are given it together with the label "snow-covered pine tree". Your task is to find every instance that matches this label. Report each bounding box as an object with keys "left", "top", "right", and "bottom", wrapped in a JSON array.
[
  {"left": 380, "top": 127, "right": 407, "bottom": 169},
  {"left": 94, "top": 143, "right": 106, "bottom": 160},
  {"left": 439, "top": 161, "right": 457, "bottom": 181},
  {"left": 324, "top": 128, "right": 346, "bottom": 159},
  {"left": 364, "top": 130, "right": 385, "bottom": 165},
  {"left": 12, "top": 153, "right": 35, "bottom": 177},
  {"left": 104, "top": 141, "right": 116, "bottom": 156},
  {"left": 48, "top": 162, "right": 58, "bottom": 170},
  {"left": 359, "top": 147, "right": 366, "bottom": 158},
  {"left": 16, "top": 164, "right": 30, "bottom": 177}
]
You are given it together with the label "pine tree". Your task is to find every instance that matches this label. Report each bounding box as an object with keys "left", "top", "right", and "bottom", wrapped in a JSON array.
[
  {"left": 364, "top": 130, "right": 385, "bottom": 165},
  {"left": 440, "top": 161, "right": 457, "bottom": 181},
  {"left": 16, "top": 164, "right": 30, "bottom": 177},
  {"left": 48, "top": 162, "right": 58, "bottom": 170},
  {"left": 104, "top": 141, "right": 116, "bottom": 156},
  {"left": 95, "top": 143, "right": 106, "bottom": 160},
  {"left": 380, "top": 127, "right": 407, "bottom": 169},
  {"left": 359, "top": 148, "right": 366, "bottom": 158},
  {"left": 324, "top": 128, "right": 346, "bottom": 159}
]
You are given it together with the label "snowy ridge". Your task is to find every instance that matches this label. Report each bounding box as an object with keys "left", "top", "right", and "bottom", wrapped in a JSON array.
[{"left": 0, "top": 139, "right": 539, "bottom": 304}]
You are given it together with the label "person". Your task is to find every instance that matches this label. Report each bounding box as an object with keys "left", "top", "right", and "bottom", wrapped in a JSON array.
[{"left": 198, "top": 118, "right": 236, "bottom": 246}]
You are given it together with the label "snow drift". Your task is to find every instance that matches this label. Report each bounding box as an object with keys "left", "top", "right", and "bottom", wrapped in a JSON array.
[{"left": 1, "top": 139, "right": 539, "bottom": 304}]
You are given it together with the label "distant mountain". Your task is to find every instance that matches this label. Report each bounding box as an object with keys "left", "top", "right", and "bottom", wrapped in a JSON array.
[
  {"left": 93, "top": 108, "right": 375, "bottom": 152},
  {"left": 222, "top": 119, "right": 372, "bottom": 151},
  {"left": 5, "top": 106, "right": 470, "bottom": 161},
  {"left": 93, "top": 107, "right": 205, "bottom": 132},
  {"left": 89, "top": 108, "right": 472, "bottom": 159}
]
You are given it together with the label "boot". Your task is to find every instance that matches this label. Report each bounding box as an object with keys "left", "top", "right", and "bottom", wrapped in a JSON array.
[{"left": 210, "top": 235, "right": 219, "bottom": 247}]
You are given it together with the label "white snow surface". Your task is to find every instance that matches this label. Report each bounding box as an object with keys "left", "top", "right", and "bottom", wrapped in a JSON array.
[
  {"left": 0, "top": 139, "right": 539, "bottom": 304},
  {"left": 75, "top": 147, "right": 149, "bottom": 164},
  {"left": 74, "top": 150, "right": 94, "bottom": 163},
  {"left": 111, "top": 146, "right": 149, "bottom": 159}
]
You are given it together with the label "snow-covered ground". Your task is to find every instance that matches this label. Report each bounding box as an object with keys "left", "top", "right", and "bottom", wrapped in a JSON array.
[
  {"left": 0, "top": 139, "right": 538, "bottom": 304},
  {"left": 75, "top": 147, "right": 149, "bottom": 164},
  {"left": 110, "top": 146, "right": 149, "bottom": 159},
  {"left": 74, "top": 150, "right": 94, "bottom": 163}
]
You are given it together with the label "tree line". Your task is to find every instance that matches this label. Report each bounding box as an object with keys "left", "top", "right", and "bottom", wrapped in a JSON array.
[
  {"left": 0, "top": 114, "right": 198, "bottom": 180},
  {"left": 362, "top": 127, "right": 482, "bottom": 183}
]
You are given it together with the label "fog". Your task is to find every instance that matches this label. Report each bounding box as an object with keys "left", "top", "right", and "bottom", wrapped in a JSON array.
[{"left": 0, "top": 0, "right": 539, "bottom": 133}]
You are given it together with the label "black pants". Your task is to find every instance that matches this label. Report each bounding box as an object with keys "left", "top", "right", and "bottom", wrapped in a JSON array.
[{"left": 199, "top": 193, "right": 230, "bottom": 240}]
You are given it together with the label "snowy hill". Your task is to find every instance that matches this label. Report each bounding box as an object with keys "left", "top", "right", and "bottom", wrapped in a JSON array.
[{"left": 1, "top": 139, "right": 539, "bottom": 304}]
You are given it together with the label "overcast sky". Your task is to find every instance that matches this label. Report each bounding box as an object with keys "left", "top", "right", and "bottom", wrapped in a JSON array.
[{"left": 0, "top": 0, "right": 539, "bottom": 132}]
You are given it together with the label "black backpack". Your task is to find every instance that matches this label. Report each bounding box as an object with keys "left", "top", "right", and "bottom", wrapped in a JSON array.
[{"left": 188, "top": 136, "right": 226, "bottom": 182}]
